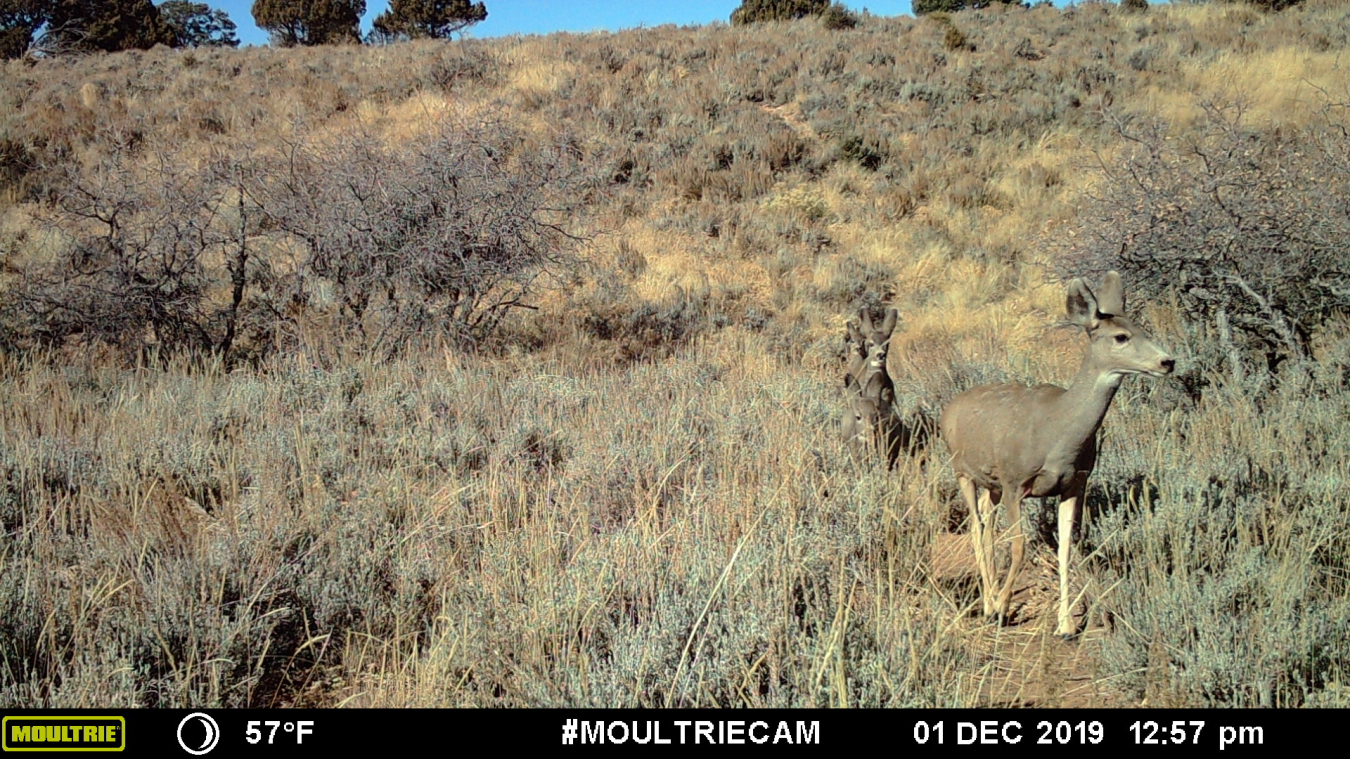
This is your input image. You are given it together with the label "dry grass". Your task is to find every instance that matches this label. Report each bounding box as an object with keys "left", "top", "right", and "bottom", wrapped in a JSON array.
[{"left": 2, "top": 0, "right": 1349, "bottom": 707}]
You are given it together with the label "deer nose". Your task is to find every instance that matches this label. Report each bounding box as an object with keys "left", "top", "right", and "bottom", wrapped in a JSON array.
[{"left": 1160, "top": 357, "right": 1175, "bottom": 373}]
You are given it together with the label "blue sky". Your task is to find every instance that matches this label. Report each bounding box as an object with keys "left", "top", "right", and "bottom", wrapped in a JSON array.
[{"left": 207, "top": 1, "right": 923, "bottom": 48}]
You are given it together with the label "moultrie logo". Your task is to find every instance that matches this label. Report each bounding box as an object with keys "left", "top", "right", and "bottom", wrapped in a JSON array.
[{"left": 2, "top": 716, "right": 126, "bottom": 752}]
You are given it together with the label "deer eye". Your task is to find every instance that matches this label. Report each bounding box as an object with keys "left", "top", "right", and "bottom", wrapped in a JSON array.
[{"left": 1114, "top": 334, "right": 1130, "bottom": 344}]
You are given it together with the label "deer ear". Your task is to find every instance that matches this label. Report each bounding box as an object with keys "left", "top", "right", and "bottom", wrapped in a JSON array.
[
  {"left": 859, "top": 308, "right": 875, "bottom": 334},
  {"left": 846, "top": 321, "right": 865, "bottom": 345},
  {"left": 1066, "top": 278, "right": 1100, "bottom": 329},
  {"left": 1096, "top": 270, "right": 1125, "bottom": 317},
  {"left": 880, "top": 307, "right": 899, "bottom": 338}
]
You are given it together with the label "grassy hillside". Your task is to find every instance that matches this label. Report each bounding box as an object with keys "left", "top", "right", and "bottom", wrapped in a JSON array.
[{"left": 1, "top": 0, "right": 1349, "bottom": 707}]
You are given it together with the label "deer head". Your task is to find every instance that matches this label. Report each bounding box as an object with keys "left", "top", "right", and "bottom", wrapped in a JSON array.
[{"left": 1066, "top": 271, "right": 1175, "bottom": 381}]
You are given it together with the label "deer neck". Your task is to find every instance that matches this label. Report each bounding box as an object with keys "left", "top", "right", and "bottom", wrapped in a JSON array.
[
  {"left": 1046, "top": 352, "right": 1122, "bottom": 458},
  {"left": 847, "top": 354, "right": 866, "bottom": 382},
  {"left": 858, "top": 364, "right": 891, "bottom": 399}
]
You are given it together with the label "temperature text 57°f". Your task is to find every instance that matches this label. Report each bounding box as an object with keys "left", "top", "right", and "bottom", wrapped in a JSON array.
[{"left": 246, "top": 720, "right": 315, "bottom": 745}]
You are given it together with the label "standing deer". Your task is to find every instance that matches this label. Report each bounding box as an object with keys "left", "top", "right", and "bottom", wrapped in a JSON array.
[
  {"left": 842, "top": 308, "right": 931, "bottom": 469},
  {"left": 939, "top": 271, "right": 1174, "bottom": 636},
  {"left": 845, "top": 307, "right": 898, "bottom": 403}
]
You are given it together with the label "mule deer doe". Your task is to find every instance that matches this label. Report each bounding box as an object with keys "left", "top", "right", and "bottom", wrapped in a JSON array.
[
  {"left": 842, "top": 307, "right": 931, "bottom": 470},
  {"left": 938, "top": 272, "right": 1174, "bottom": 636}
]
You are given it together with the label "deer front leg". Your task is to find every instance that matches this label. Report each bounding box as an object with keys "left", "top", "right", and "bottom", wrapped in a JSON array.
[
  {"left": 1057, "top": 476, "right": 1087, "bottom": 637},
  {"left": 883, "top": 415, "right": 902, "bottom": 471}
]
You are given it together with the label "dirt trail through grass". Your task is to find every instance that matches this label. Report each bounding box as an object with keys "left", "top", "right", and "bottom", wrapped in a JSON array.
[{"left": 931, "top": 532, "right": 1132, "bottom": 707}]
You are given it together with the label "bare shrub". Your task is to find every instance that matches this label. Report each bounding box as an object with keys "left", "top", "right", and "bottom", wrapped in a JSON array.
[
  {"left": 4, "top": 114, "right": 589, "bottom": 361},
  {"left": 424, "top": 41, "right": 502, "bottom": 92},
  {"left": 837, "top": 133, "right": 885, "bottom": 170},
  {"left": 10, "top": 143, "right": 266, "bottom": 360},
  {"left": 942, "top": 19, "right": 972, "bottom": 51},
  {"left": 0, "top": 137, "right": 36, "bottom": 202},
  {"left": 568, "top": 275, "right": 727, "bottom": 364},
  {"left": 1054, "top": 100, "right": 1350, "bottom": 381},
  {"left": 1126, "top": 44, "right": 1158, "bottom": 71},
  {"left": 255, "top": 114, "right": 589, "bottom": 354}
]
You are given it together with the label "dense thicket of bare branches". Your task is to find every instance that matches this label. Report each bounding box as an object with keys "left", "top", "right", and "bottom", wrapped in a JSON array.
[
  {"left": 3, "top": 116, "right": 589, "bottom": 361},
  {"left": 1057, "top": 100, "right": 1350, "bottom": 380},
  {"left": 257, "top": 117, "right": 587, "bottom": 354},
  {"left": 13, "top": 145, "right": 264, "bottom": 358}
]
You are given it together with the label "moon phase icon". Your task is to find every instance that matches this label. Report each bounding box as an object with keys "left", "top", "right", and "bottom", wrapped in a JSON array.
[{"left": 176, "top": 712, "right": 220, "bottom": 755}]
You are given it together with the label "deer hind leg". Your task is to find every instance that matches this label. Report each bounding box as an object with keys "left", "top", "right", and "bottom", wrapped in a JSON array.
[
  {"left": 979, "top": 489, "right": 1002, "bottom": 617},
  {"left": 993, "top": 489, "right": 1027, "bottom": 625},
  {"left": 969, "top": 481, "right": 1003, "bottom": 618},
  {"left": 1056, "top": 476, "right": 1087, "bottom": 637},
  {"left": 958, "top": 476, "right": 993, "bottom": 616}
]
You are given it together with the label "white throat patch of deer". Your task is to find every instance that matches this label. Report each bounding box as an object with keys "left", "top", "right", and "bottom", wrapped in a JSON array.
[{"left": 938, "top": 271, "right": 1174, "bottom": 636}]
